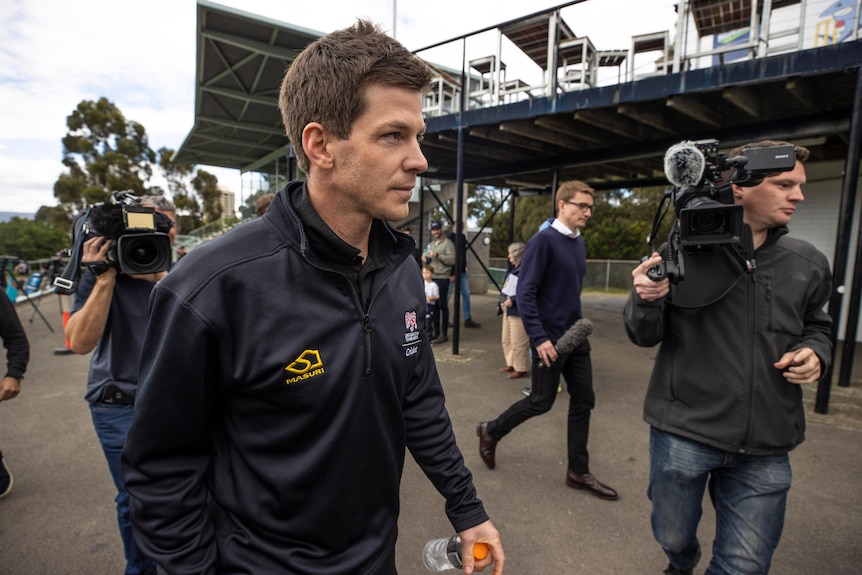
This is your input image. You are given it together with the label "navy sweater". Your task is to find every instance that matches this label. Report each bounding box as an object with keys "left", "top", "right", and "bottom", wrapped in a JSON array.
[{"left": 516, "top": 227, "right": 586, "bottom": 348}]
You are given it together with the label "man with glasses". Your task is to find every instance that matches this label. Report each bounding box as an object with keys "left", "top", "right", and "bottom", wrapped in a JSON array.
[{"left": 478, "top": 180, "right": 618, "bottom": 501}]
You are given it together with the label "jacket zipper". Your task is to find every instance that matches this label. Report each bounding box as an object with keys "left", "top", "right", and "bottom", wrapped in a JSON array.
[{"left": 740, "top": 265, "right": 758, "bottom": 452}]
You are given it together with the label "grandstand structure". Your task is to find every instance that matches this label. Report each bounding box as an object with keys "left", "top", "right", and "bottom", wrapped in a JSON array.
[{"left": 173, "top": 0, "right": 862, "bottom": 398}]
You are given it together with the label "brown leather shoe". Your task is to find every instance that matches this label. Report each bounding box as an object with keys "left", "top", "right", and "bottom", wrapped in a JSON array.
[
  {"left": 566, "top": 471, "right": 618, "bottom": 500},
  {"left": 507, "top": 371, "right": 527, "bottom": 379},
  {"left": 499, "top": 366, "right": 514, "bottom": 372},
  {"left": 476, "top": 422, "right": 497, "bottom": 469}
]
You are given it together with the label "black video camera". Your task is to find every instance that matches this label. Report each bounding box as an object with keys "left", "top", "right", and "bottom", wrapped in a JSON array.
[
  {"left": 53, "top": 191, "right": 173, "bottom": 294},
  {"left": 647, "top": 139, "right": 796, "bottom": 283}
]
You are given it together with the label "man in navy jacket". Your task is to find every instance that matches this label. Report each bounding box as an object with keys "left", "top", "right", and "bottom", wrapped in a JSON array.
[
  {"left": 478, "top": 181, "right": 618, "bottom": 501},
  {"left": 122, "top": 20, "right": 503, "bottom": 575}
]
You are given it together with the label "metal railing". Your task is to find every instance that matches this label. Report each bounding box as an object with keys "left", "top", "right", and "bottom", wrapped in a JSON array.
[{"left": 489, "top": 259, "right": 638, "bottom": 292}]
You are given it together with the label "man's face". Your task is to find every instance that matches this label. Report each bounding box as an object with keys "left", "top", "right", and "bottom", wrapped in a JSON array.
[
  {"left": 734, "top": 160, "right": 806, "bottom": 232},
  {"left": 556, "top": 191, "right": 594, "bottom": 232},
  {"left": 327, "top": 84, "right": 428, "bottom": 223},
  {"left": 430, "top": 227, "right": 443, "bottom": 240},
  {"left": 154, "top": 208, "right": 177, "bottom": 245}
]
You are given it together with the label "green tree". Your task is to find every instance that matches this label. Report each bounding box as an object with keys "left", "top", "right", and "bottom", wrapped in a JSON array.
[
  {"left": 191, "top": 169, "right": 223, "bottom": 223},
  {"left": 156, "top": 147, "right": 203, "bottom": 234},
  {"left": 583, "top": 186, "right": 672, "bottom": 260},
  {"left": 481, "top": 185, "right": 672, "bottom": 260},
  {"left": 0, "top": 217, "right": 70, "bottom": 261},
  {"left": 56, "top": 97, "right": 156, "bottom": 210}
]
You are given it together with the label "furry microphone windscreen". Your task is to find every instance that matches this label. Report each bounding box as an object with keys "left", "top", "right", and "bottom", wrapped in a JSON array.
[
  {"left": 664, "top": 141, "right": 706, "bottom": 187},
  {"left": 556, "top": 318, "right": 593, "bottom": 355}
]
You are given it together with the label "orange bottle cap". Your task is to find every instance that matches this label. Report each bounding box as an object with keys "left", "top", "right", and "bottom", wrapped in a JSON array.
[{"left": 473, "top": 542, "right": 489, "bottom": 560}]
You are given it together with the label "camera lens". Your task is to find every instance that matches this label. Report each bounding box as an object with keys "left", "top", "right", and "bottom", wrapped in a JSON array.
[
  {"left": 126, "top": 237, "right": 159, "bottom": 266},
  {"left": 690, "top": 210, "right": 726, "bottom": 235},
  {"left": 116, "top": 233, "right": 172, "bottom": 274}
]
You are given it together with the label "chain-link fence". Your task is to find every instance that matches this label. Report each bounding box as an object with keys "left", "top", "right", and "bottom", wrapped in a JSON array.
[{"left": 489, "top": 259, "right": 638, "bottom": 293}]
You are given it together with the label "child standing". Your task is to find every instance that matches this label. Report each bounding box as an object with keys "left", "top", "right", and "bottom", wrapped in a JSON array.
[{"left": 423, "top": 265, "right": 440, "bottom": 340}]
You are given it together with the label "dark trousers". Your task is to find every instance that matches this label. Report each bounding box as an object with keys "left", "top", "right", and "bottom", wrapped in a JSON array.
[
  {"left": 487, "top": 341, "right": 595, "bottom": 474},
  {"left": 432, "top": 278, "right": 450, "bottom": 336},
  {"left": 425, "top": 302, "right": 439, "bottom": 338}
]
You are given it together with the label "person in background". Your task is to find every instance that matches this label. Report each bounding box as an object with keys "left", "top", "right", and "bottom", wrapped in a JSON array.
[
  {"left": 122, "top": 19, "right": 503, "bottom": 575},
  {"left": 624, "top": 140, "right": 832, "bottom": 575},
  {"left": 65, "top": 196, "right": 176, "bottom": 575},
  {"left": 423, "top": 264, "right": 441, "bottom": 340},
  {"left": 478, "top": 181, "right": 618, "bottom": 502},
  {"left": 0, "top": 291, "right": 29, "bottom": 498},
  {"left": 255, "top": 192, "right": 275, "bottom": 217},
  {"left": 424, "top": 221, "right": 456, "bottom": 344},
  {"left": 401, "top": 225, "right": 423, "bottom": 266},
  {"left": 448, "top": 222, "right": 481, "bottom": 329},
  {"left": 498, "top": 242, "right": 529, "bottom": 380}
]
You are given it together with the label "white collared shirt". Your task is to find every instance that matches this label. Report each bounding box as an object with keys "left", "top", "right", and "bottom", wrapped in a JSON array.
[{"left": 551, "top": 217, "right": 580, "bottom": 238}]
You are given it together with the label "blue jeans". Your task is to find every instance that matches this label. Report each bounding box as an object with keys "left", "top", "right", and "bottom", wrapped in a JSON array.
[
  {"left": 649, "top": 428, "right": 792, "bottom": 574},
  {"left": 446, "top": 272, "right": 472, "bottom": 321},
  {"left": 90, "top": 402, "right": 155, "bottom": 575}
]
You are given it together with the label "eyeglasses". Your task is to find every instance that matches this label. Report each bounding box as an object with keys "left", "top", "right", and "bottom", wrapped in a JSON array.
[{"left": 563, "top": 200, "right": 594, "bottom": 213}]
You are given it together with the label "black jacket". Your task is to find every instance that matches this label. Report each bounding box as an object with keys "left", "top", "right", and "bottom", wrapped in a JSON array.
[
  {"left": 0, "top": 293, "right": 28, "bottom": 381},
  {"left": 624, "top": 227, "right": 832, "bottom": 455},
  {"left": 122, "top": 182, "right": 487, "bottom": 574}
]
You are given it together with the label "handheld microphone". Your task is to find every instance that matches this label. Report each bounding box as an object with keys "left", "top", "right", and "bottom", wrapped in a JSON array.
[
  {"left": 664, "top": 141, "right": 705, "bottom": 187},
  {"left": 539, "top": 318, "right": 592, "bottom": 368}
]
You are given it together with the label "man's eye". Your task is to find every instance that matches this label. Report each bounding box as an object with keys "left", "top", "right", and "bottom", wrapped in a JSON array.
[{"left": 385, "top": 132, "right": 401, "bottom": 141}]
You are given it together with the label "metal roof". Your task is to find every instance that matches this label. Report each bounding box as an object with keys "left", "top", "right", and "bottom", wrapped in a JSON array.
[{"left": 174, "top": 0, "right": 322, "bottom": 172}]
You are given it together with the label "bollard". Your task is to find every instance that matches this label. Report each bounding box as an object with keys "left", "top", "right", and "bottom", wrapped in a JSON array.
[{"left": 53, "top": 293, "right": 74, "bottom": 355}]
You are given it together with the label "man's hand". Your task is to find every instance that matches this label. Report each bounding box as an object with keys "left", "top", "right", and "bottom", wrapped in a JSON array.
[
  {"left": 459, "top": 520, "right": 504, "bottom": 574},
  {"left": 535, "top": 339, "right": 556, "bottom": 367},
  {"left": 0, "top": 376, "right": 21, "bottom": 401},
  {"left": 632, "top": 253, "right": 669, "bottom": 302},
  {"left": 774, "top": 348, "right": 822, "bottom": 385},
  {"left": 80, "top": 236, "right": 112, "bottom": 265}
]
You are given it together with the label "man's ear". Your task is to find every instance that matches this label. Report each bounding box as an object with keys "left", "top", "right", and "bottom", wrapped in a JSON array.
[
  {"left": 302, "top": 122, "right": 334, "bottom": 170},
  {"left": 731, "top": 183, "right": 746, "bottom": 202}
]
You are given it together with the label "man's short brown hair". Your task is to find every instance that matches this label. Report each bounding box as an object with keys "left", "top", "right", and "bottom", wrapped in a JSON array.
[
  {"left": 278, "top": 19, "right": 433, "bottom": 174},
  {"left": 555, "top": 180, "right": 595, "bottom": 204}
]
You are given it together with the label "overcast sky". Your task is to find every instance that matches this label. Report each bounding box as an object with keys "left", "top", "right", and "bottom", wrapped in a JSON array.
[{"left": 0, "top": 0, "right": 678, "bottom": 214}]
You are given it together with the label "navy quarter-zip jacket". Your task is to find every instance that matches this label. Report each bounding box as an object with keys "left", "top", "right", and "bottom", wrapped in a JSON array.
[{"left": 122, "top": 182, "right": 487, "bottom": 574}]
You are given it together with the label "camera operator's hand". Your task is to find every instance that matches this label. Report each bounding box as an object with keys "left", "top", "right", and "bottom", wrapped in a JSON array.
[
  {"left": 633, "top": 253, "right": 669, "bottom": 301},
  {"left": 774, "top": 348, "right": 821, "bottom": 385},
  {"left": 81, "top": 236, "right": 118, "bottom": 280},
  {"left": 81, "top": 236, "right": 114, "bottom": 264}
]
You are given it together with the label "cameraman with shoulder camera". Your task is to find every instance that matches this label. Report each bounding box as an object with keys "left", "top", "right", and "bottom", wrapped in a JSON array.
[
  {"left": 64, "top": 195, "right": 175, "bottom": 575},
  {"left": 624, "top": 140, "right": 832, "bottom": 575}
]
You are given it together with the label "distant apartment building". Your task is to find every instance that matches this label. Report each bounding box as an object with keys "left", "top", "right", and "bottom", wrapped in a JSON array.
[{"left": 219, "top": 188, "right": 236, "bottom": 220}]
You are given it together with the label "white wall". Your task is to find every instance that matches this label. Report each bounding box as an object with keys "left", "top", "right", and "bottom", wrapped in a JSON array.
[{"left": 793, "top": 160, "right": 862, "bottom": 341}]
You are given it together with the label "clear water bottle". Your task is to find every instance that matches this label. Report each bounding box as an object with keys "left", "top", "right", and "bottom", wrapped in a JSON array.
[{"left": 422, "top": 535, "right": 488, "bottom": 572}]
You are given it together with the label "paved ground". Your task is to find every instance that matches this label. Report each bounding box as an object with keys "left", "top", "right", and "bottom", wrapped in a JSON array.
[{"left": 1, "top": 290, "right": 860, "bottom": 574}]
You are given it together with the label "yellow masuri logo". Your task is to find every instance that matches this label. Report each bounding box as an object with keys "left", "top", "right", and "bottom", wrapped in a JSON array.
[{"left": 284, "top": 349, "right": 325, "bottom": 384}]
